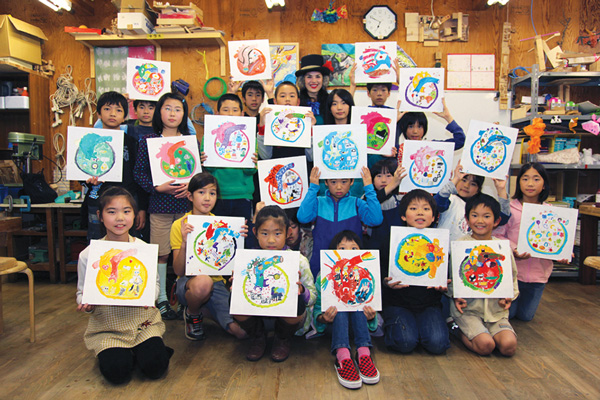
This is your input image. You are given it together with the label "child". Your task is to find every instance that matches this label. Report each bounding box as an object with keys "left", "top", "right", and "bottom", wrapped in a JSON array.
[
  {"left": 134, "top": 92, "right": 193, "bottom": 320},
  {"left": 170, "top": 172, "right": 247, "bottom": 340},
  {"left": 232, "top": 205, "right": 316, "bottom": 362},
  {"left": 369, "top": 158, "right": 406, "bottom": 211},
  {"left": 76, "top": 187, "right": 173, "bottom": 384},
  {"left": 296, "top": 54, "right": 332, "bottom": 125},
  {"left": 366, "top": 82, "right": 393, "bottom": 108},
  {"left": 493, "top": 163, "right": 568, "bottom": 321},
  {"left": 449, "top": 193, "right": 519, "bottom": 356},
  {"left": 323, "top": 88, "right": 354, "bottom": 125},
  {"left": 297, "top": 166, "right": 383, "bottom": 279},
  {"left": 368, "top": 189, "right": 450, "bottom": 355},
  {"left": 128, "top": 100, "right": 157, "bottom": 142},
  {"left": 285, "top": 207, "right": 313, "bottom": 261},
  {"left": 313, "top": 230, "right": 380, "bottom": 389}
]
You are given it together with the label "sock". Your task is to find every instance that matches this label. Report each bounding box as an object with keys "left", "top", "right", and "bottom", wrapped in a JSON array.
[
  {"left": 336, "top": 347, "right": 351, "bottom": 364},
  {"left": 357, "top": 346, "right": 370, "bottom": 358},
  {"left": 157, "top": 263, "right": 168, "bottom": 304}
]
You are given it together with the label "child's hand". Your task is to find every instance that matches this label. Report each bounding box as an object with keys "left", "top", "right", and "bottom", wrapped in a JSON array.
[
  {"left": 174, "top": 182, "right": 189, "bottom": 199},
  {"left": 297, "top": 271, "right": 304, "bottom": 294},
  {"left": 180, "top": 216, "right": 194, "bottom": 244},
  {"left": 309, "top": 167, "right": 321, "bottom": 185},
  {"left": 391, "top": 166, "right": 406, "bottom": 188},
  {"left": 361, "top": 166, "right": 373, "bottom": 187},
  {"left": 493, "top": 175, "right": 509, "bottom": 199},
  {"left": 363, "top": 305, "right": 376, "bottom": 321},
  {"left": 433, "top": 98, "right": 454, "bottom": 124},
  {"left": 200, "top": 151, "right": 208, "bottom": 164},
  {"left": 155, "top": 181, "right": 188, "bottom": 198},
  {"left": 77, "top": 303, "right": 95, "bottom": 312},
  {"left": 498, "top": 298, "right": 512, "bottom": 310},
  {"left": 396, "top": 100, "right": 406, "bottom": 122},
  {"left": 251, "top": 152, "right": 258, "bottom": 166},
  {"left": 228, "top": 276, "right": 234, "bottom": 291},
  {"left": 557, "top": 257, "right": 572, "bottom": 264},
  {"left": 259, "top": 107, "right": 272, "bottom": 127},
  {"left": 384, "top": 276, "right": 408, "bottom": 289},
  {"left": 253, "top": 201, "right": 266, "bottom": 224},
  {"left": 136, "top": 210, "right": 147, "bottom": 230},
  {"left": 427, "top": 278, "right": 451, "bottom": 292},
  {"left": 263, "top": 78, "right": 275, "bottom": 99},
  {"left": 240, "top": 219, "right": 249, "bottom": 237},
  {"left": 306, "top": 111, "right": 317, "bottom": 125},
  {"left": 451, "top": 161, "right": 466, "bottom": 186},
  {"left": 390, "top": 146, "right": 398, "bottom": 158},
  {"left": 513, "top": 249, "right": 531, "bottom": 260},
  {"left": 321, "top": 306, "right": 338, "bottom": 323},
  {"left": 85, "top": 177, "right": 100, "bottom": 186},
  {"left": 454, "top": 298, "right": 467, "bottom": 314},
  {"left": 349, "top": 63, "right": 357, "bottom": 88},
  {"left": 392, "top": 58, "right": 400, "bottom": 83},
  {"left": 227, "top": 76, "right": 242, "bottom": 93}
]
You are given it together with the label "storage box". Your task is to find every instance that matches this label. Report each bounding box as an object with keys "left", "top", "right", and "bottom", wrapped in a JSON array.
[
  {"left": 0, "top": 15, "right": 47, "bottom": 66},
  {"left": 4, "top": 96, "right": 29, "bottom": 109},
  {"left": 113, "top": 0, "right": 157, "bottom": 25},
  {"left": 156, "top": 3, "right": 203, "bottom": 27},
  {"left": 117, "top": 12, "right": 154, "bottom": 34}
]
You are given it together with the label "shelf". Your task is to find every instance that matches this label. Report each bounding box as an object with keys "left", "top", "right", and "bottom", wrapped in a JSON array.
[
  {"left": 511, "top": 69, "right": 600, "bottom": 87},
  {"left": 64, "top": 230, "right": 87, "bottom": 237},
  {"left": 511, "top": 113, "right": 596, "bottom": 128}
]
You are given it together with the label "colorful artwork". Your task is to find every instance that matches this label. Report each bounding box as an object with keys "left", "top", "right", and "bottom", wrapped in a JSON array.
[
  {"left": 320, "top": 250, "right": 382, "bottom": 311},
  {"left": 264, "top": 105, "right": 313, "bottom": 148},
  {"left": 399, "top": 140, "right": 454, "bottom": 193},
  {"left": 146, "top": 135, "right": 201, "bottom": 186},
  {"left": 351, "top": 106, "right": 397, "bottom": 155},
  {"left": 82, "top": 240, "right": 158, "bottom": 307},
  {"left": 258, "top": 156, "right": 308, "bottom": 209},
  {"left": 185, "top": 215, "right": 245, "bottom": 276},
  {"left": 397, "top": 45, "right": 417, "bottom": 68},
  {"left": 399, "top": 68, "right": 444, "bottom": 112},
  {"left": 270, "top": 43, "right": 299, "bottom": 87},
  {"left": 389, "top": 227, "right": 449, "bottom": 287},
  {"left": 203, "top": 115, "right": 257, "bottom": 168},
  {"left": 451, "top": 240, "right": 514, "bottom": 299},
  {"left": 354, "top": 42, "right": 397, "bottom": 84},
  {"left": 312, "top": 124, "right": 367, "bottom": 179},
  {"left": 66, "top": 127, "right": 124, "bottom": 182},
  {"left": 126, "top": 58, "right": 171, "bottom": 101},
  {"left": 516, "top": 203, "right": 578, "bottom": 262},
  {"left": 321, "top": 43, "right": 355, "bottom": 86},
  {"left": 230, "top": 250, "right": 299, "bottom": 317},
  {"left": 228, "top": 39, "right": 272, "bottom": 81},
  {"left": 460, "top": 120, "right": 518, "bottom": 180}
]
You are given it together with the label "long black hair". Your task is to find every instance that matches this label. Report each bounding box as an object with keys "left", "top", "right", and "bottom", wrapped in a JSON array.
[
  {"left": 324, "top": 89, "right": 354, "bottom": 125},
  {"left": 512, "top": 162, "right": 550, "bottom": 203},
  {"left": 152, "top": 92, "right": 189, "bottom": 135}
]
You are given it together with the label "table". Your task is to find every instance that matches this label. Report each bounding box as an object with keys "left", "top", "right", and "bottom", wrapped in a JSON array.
[{"left": 578, "top": 203, "right": 600, "bottom": 285}]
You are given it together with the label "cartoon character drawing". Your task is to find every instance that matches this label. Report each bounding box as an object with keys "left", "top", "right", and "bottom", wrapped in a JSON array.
[
  {"left": 459, "top": 244, "right": 504, "bottom": 294},
  {"left": 75, "top": 133, "right": 116, "bottom": 177},
  {"left": 525, "top": 210, "right": 569, "bottom": 255},
  {"left": 93, "top": 248, "right": 148, "bottom": 299},
  {"left": 271, "top": 109, "right": 306, "bottom": 143},
  {"left": 235, "top": 45, "right": 267, "bottom": 76},
  {"left": 405, "top": 71, "right": 440, "bottom": 109},
  {"left": 395, "top": 234, "right": 445, "bottom": 278},
  {"left": 470, "top": 127, "right": 512, "bottom": 173},
  {"left": 271, "top": 45, "right": 297, "bottom": 85},
  {"left": 360, "top": 111, "right": 391, "bottom": 150},
  {"left": 132, "top": 63, "right": 165, "bottom": 96},
  {"left": 264, "top": 162, "right": 303, "bottom": 205},
  {"left": 211, "top": 122, "right": 250, "bottom": 162},
  {"left": 359, "top": 46, "right": 392, "bottom": 79},
  {"left": 408, "top": 146, "right": 447, "bottom": 188},
  {"left": 156, "top": 140, "right": 196, "bottom": 179},
  {"left": 322, "top": 251, "right": 376, "bottom": 306},
  {"left": 193, "top": 220, "right": 240, "bottom": 271},
  {"left": 242, "top": 255, "right": 289, "bottom": 308},
  {"left": 318, "top": 130, "right": 359, "bottom": 171}
]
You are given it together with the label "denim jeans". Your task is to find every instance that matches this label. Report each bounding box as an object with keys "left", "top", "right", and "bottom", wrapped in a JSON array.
[
  {"left": 509, "top": 281, "right": 546, "bottom": 321},
  {"left": 383, "top": 305, "right": 449, "bottom": 354},
  {"left": 330, "top": 311, "right": 372, "bottom": 354}
]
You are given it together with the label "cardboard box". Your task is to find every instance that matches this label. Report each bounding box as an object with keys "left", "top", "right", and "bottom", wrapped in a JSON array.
[
  {"left": 117, "top": 12, "right": 154, "bottom": 34},
  {"left": 0, "top": 15, "right": 47, "bottom": 66},
  {"left": 113, "top": 0, "right": 157, "bottom": 24},
  {"left": 4, "top": 96, "right": 29, "bottom": 109},
  {"left": 156, "top": 3, "right": 203, "bottom": 27}
]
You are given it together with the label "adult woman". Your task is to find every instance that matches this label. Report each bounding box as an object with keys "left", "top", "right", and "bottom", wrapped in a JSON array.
[{"left": 296, "top": 54, "right": 333, "bottom": 125}]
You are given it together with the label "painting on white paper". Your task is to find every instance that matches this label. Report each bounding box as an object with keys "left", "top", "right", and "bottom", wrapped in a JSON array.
[
  {"left": 228, "top": 39, "right": 272, "bottom": 81},
  {"left": 354, "top": 42, "right": 397, "bottom": 84},
  {"left": 399, "top": 140, "right": 454, "bottom": 193},
  {"left": 66, "top": 127, "right": 124, "bottom": 182},
  {"left": 312, "top": 124, "right": 367, "bottom": 179},
  {"left": 270, "top": 43, "right": 299, "bottom": 86},
  {"left": 460, "top": 120, "right": 518, "bottom": 179},
  {"left": 264, "top": 105, "right": 313, "bottom": 148},
  {"left": 320, "top": 250, "right": 382, "bottom": 312},
  {"left": 230, "top": 250, "right": 299, "bottom": 317},
  {"left": 451, "top": 240, "right": 514, "bottom": 299},
  {"left": 398, "top": 68, "right": 444, "bottom": 112},
  {"left": 351, "top": 106, "right": 397, "bottom": 155},
  {"left": 126, "top": 58, "right": 171, "bottom": 101},
  {"left": 203, "top": 115, "right": 257, "bottom": 168},
  {"left": 516, "top": 203, "right": 578, "bottom": 262},
  {"left": 185, "top": 215, "right": 245, "bottom": 276},
  {"left": 258, "top": 156, "right": 308, "bottom": 209},
  {"left": 82, "top": 240, "right": 158, "bottom": 307},
  {"left": 146, "top": 135, "right": 201, "bottom": 186},
  {"left": 389, "top": 227, "right": 449, "bottom": 287}
]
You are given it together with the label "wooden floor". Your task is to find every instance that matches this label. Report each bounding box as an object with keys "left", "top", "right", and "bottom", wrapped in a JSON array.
[{"left": 1, "top": 277, "right": 599, "bottom": 400}]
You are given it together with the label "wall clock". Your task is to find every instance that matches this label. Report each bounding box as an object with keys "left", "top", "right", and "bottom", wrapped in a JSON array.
[{"left": 363, "top": 5, "right": 397, "bottom": 40}]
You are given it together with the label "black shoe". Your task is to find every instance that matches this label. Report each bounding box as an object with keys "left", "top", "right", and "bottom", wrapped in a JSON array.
[
  {"left": 158, "top": 301, "right": 178, "bottom": 320},
  {"left": 184, "top": 308, "right": 206, "bottom": 341}
]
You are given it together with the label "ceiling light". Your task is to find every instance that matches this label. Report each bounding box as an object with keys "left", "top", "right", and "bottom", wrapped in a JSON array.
[
  {"left": 39, "top": 0, "right": 72, "bottom": 12},
  {"left": 265, "top": 0, "right": 285, "bottom": 9},
  {"left": 487, "top": 0, "right": 510, "bottom": 5}
]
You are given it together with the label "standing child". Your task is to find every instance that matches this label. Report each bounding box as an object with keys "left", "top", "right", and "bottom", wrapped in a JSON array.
[
  {"left": 232, "top": 206, "right": 316, "bottom": 362},
  {"left": 128, "top": 100, "right": 157, "bottom": 142},
  {"left": 76, "top": 187, "right": 173, "bottom": 384},
  {"left": 170, "top": 172, "right": 247, "bottom": 340},
  {"left": 449, "top": 193, "right": 519, "bottom": 356},
  {"left": 134, "top": 92, "right": 192, "bottom": 320},
  {"left": 313, "top": 230, "right": 380, "bottom": 389}
]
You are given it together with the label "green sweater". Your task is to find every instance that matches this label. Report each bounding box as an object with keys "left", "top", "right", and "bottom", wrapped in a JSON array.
[{"left": 203, "top": 166, "right": 256, "bottom": 200}]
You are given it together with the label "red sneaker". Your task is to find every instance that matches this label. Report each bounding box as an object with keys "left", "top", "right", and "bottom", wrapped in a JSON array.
[
  {"left": 357, "top": 354, "right": 380, "bottom": 384},
  {"left": 335, "top": 358, "right": 362, "bottom": 389}
]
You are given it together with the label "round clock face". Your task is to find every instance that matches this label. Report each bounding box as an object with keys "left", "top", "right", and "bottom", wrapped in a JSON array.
[{"left": 364, "top": 6, "right": 397, "bottom": 40}]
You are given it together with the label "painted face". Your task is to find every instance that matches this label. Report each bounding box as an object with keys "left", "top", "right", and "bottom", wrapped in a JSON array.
[
  {"left": 243, "top": 88, "right": 264, "bottom": 112},
  {"left": 405, "top": 121, "right": 425, "bottom": 141},
  {"left": 325, "top": 179, "right": 353, "bottom": 200},
  {"left": 275, "top": 85, "right": 300, "bottom": 106},
  {"left": 304, "top": 72, "right": 323, "bottom": 95},
  {"left": 455, "top": 175, "right": 480, "bottom": 199},
  {"left": 286, "top": 221, "right": 300, "bottom": 247},
  {"left": 218, "top": 99, "right": 243, "bottom": 116},
  {"left": 373, "top": 169, "right": 393, "bottom": 191},
  {"left": 337, "top": 238, "right": 360, "bottom": 250},
  {"left": 189, "top": 183, "right": 218, "bottom": 215},
  {"left": 99, "top": 195, "right": 135, "bottom": 240},
  {"left": 255, "top": 218, "right": 287, "bottom": 250},
  {"left": 368, "top": 86, "right": 391, "bottom": 106},
  {"left": 330, "top": 94, "right": 350, "bottom": 123},
  {"left": 519, "top": 167, "right": 545, "bottom": 203},
  {"left": 160, "top": 98, "right": 184, "bottom": 131},
  {"left": 135, "top": 102, "right": 155, "bottom": 125},
  {"left": 401, "top": 197, "right": 435, "bottom": 229},
  {"left": 100, "top": 103, "right": 125, "bottom": 129},
  {"left": 467, "top": 204, "right": 498, "bottom": 239}
]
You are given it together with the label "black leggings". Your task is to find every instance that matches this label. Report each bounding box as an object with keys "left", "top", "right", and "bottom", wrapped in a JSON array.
[{"left": 97, "top": 337, "right": 174, "bottom": 384}]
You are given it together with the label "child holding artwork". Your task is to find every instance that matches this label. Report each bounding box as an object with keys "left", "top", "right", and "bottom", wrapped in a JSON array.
[
  {"left": 449, "top": 193, "right": 519, "bottom": 356},
  {"left": 493, "top": 162, "right": 569, "bottom": 321},
  {"left": 232, "top": 205, "right": 316, "bottom": 362},
  {"left": 134, "top": 92, "right": 193, "bottom": 320},
  {"left": 297, "top": 166, "right": 383, "bottom": 279},
  {"left": 368, "top": 158, "right": 406, "bottom": 211},
  {"left": 76, "top": 187, "right": 173, "bottom": 384},
  {"left": 170, "top": 172, "right": 247, "bottom": 340},
  {"left": 313, "top": 230, "right": 380, "bottom": 389}
]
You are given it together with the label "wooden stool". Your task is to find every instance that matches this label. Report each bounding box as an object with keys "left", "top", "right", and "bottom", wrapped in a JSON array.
[
  {"left": 584, "top": 257, "right": 600, "bottom": 271},
  {"left": 0, "top": 257, "right": 35, "bottom": 343}
]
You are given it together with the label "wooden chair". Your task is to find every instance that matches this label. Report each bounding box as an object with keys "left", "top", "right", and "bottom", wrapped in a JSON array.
[
  {"left": 0, "top": 257, "right": 35, "bottom": 342},
  {"left": 584, "top": 257, "right": 600, "bottom": 272}
]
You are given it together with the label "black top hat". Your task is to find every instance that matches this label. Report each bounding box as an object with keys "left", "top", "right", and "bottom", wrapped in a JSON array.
[{"left": 295, "top": 54, "right": 333, "bottom": 77}]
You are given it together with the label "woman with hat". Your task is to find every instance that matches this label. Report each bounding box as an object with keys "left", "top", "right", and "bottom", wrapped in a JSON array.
[{"left": 296, "top": 54, "right": 334, "bottom": 125}]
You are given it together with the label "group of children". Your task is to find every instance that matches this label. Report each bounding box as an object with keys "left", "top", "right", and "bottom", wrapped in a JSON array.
[{"left": 75, "top": 54, "right": 560, "bottom": 389}]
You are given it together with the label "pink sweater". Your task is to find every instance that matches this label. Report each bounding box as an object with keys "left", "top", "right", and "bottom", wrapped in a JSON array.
[{"left": 493, "top": 199, "right": 554, "bottom": 283}]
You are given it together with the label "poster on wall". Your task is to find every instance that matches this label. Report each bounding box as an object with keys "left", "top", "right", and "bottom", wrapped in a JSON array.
[
  {"left": 321, "top": 43, "right": 355, "bottom": 86},
  {"left": 312, "top": 124, "right": 367, "bottom": 179},
  {"left": 399, "top": 140, "right": 454, "bottom": 193},
  {"left": 270, "top": 43, "right": 299, "bottom": 86},
  {"left": 257, "top": 156, "right": 308, "bottom": 209},
  {"left": 229, "top": 39, "right": 272, "bottom": 81},
  {"left": 264, "top": 105, "right": 313, "bottom": 148},
  {"left": 145, "top": 135, "right": 201, "bottom": 186},
  {"left": 126, "top": 58, "right": 171, "bottom": 101},
  {"left": 354, "top": 42, "right": 397, "bottom": 84},
  {"left": 203, "top": 115, "right": 257, "bottom": 168},
  {"left": 66, "top": 127, "right": 124, "bottom": 182},
  {"left": 398, "top": 68, "right": 444, "bottom": 112},
  {"left": 351, "top": 106, "right": 397, "bottom": 155}
]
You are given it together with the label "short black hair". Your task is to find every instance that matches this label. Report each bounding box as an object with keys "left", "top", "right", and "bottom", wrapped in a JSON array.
[
  {"left": 370, "top": 158, "right": 398, "bottom": 180},
  {"left": 324, "top": 88, "right": 354, "bottom": 125},
  {"left": 241, "top": 80, "right": 265, "bottom": 98},
  {"left": 329, "top": 230, "right": 363, "bottom": 249},
  {"left": 398, "top": 189, "right": 438, "bottom": 227},
  {"left": 133, "top": 99, "right": 157, "bottom": 109},
  {"left": 188, "top": 172, "right": 219, "bottom": 198},
  {"left": 512, "top": 162, "right": 550, "bottom": 202},
  {"left": 465, "top": 193, "right": 501, "bottom": 221},
  {"left": 217, "top": 93, "right": 243, "bottom": 112},
  {"left": 97, "top": 91, "right": 128, "bottom": 118},
  {"left": 284, "top": 207, "right": 300, "bottom": 226},
  {"left": 398, "top": 112, "right": 428, "bottom": 138},
  {"left": 254, "top": 205, "right": 290, "bottom": 232},
  {"left": 367, "top": 82, "right": 392, "bottom": 92},
  {"left": 152, "top": 92, "right": 189, "bottom": 135},
  {"left": 274, "top": 81, "right": 300, "bottom": 99}
]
